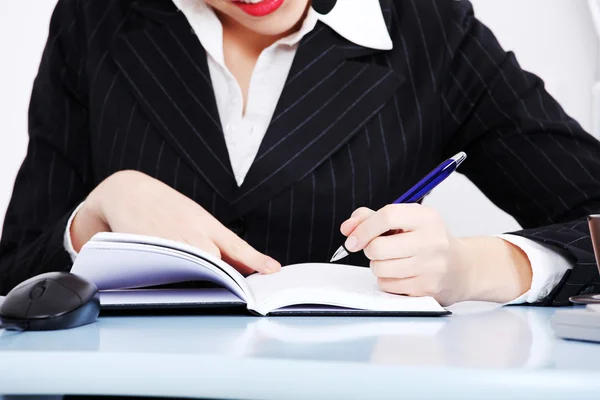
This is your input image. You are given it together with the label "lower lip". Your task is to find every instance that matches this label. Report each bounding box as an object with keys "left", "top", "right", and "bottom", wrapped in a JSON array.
[{"left": 233, "top": 0, "right": 285, "bottom": 17}]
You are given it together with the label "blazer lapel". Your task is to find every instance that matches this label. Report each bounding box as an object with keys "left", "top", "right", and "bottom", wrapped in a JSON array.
[
  {"left": 110, "top": 1, "right": 238, "bottom": 201},
  {"left": 230, "top": 20, "right": 404, "bottom": 218}
]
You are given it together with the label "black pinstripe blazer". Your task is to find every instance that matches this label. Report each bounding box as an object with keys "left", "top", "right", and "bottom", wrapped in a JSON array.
[{"left": 2, "top": 0, "right": 600, "bottom": 305}]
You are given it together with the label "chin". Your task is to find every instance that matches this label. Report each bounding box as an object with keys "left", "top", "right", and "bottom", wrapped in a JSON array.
[{"left": 208, "top": 0, "right": 311, "bottom": 37}]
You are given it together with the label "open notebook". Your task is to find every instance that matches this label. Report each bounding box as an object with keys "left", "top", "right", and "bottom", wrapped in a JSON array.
[{"left": 70, "top": 233, "right": 449, "bottom": 316}]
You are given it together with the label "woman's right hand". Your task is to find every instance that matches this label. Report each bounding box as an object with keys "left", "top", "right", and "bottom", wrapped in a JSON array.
[{"left": 70, "top": 170, "right": 280, "bottom": 275}]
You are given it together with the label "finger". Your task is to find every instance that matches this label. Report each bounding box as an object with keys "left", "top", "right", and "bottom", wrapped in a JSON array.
[
  {"left": 363, "top": 232, "right": 423, "bottom": 260},
  {"left": 211, "top": 229, "right": 281, "bottom": 275},
  {"left": 344, "top": 204, "right": 434, "bottom": 252},
  {"left": 132, "top": 227, "right": 222, "bottom": 259},
  {"left": 182, "top": 234, "right": 222, "bottom": 259},
  {"left": 369, "top": 258, "right": 421, "bottom": 279},
  {"left": 351, "top": 207, "right": 374, "bottom": 219},
  {"left": 377, "top": 277, "right": 426, "bottom": 297},
  {"left": 340, "top": 208, "right": 376, "bottom": 236}
]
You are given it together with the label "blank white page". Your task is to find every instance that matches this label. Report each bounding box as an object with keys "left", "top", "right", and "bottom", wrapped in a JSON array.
[
  {"left": 72, "top": 241, "right": 249, "bottom": 302},
  {"left": 245, "top": 264, "right": 444, "bottom": 315},
  {"left": 88, "top": 232, "right": 249, "bottom": 293}
]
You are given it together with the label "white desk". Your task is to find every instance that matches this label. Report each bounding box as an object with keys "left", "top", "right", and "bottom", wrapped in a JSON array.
[{"left": 1, "top": 300, "right": 600, "bottom": 399}]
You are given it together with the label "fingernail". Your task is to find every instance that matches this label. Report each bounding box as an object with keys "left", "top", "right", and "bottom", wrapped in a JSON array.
[
  {"left": 265, "top": 258, "right": 280, "bottom": 273},
  {"left": 345, "top": 236, "right": 358, "bottom": 252}
]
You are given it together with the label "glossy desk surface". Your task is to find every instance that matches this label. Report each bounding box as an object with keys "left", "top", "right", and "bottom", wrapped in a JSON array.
[{"left": 1, "top": 300, "right": 600, "bottom": 399}]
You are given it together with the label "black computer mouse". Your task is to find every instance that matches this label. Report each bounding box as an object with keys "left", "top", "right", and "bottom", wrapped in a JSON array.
[{"left": 0, "top": 272, "right": 100, "bottom": 331}]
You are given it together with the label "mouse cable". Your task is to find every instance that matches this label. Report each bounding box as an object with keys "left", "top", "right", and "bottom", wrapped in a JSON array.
[{"left": 0, "top": 323, "right": 27, "bottom": 331}]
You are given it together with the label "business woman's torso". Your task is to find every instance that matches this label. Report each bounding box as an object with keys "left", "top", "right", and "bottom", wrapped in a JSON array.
[
  {"left": 4, "top": 0, "right": 600, "bottom": 304},
  {"left": 80, "top": 0, "right": 458, "bottom": 268}
]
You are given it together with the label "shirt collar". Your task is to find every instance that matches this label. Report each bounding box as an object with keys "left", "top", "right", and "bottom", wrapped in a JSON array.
[{"left": 172, "top": 0, "right": 392, "bottom": 52}]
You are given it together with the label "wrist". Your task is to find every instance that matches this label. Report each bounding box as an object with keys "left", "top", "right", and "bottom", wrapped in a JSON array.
[
  {"left": 70, "top": 198, "right": 110, "bottom": 253},
  {"left": 457, "top": 237, "right": 532, "bottom": 303}
]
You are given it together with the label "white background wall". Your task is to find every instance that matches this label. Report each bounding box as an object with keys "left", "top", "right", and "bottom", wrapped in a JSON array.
[{"left": 0, "top": 0, "right": 598, "bottom": 238}]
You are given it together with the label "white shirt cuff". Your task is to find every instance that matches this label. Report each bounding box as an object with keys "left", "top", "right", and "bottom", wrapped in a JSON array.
[
  {"left": 63, "top": 202, "right": 85, "bottom": 262},
  {"left": 498, "top": 234, "right": 573, "bottom": 305}
]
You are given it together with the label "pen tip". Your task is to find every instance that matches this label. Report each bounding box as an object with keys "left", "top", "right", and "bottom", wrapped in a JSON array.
[{"left": 330, "top": 247, "right": 348, "bottom": 263}]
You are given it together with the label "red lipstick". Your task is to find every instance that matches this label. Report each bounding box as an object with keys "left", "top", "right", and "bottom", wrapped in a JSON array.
[{"left": 233, "top": 0, "right": 285, "bottom": 17}]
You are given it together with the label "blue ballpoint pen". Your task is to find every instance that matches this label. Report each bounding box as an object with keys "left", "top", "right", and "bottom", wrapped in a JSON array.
[{"left": 330, "top": 151, "right": 468, "bottom": 262}]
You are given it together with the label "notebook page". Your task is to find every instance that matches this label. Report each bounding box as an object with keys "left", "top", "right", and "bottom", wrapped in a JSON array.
[
  {"left": 71, "top": 241, "right": 249, "bottom": 302},
  {"left": 86, "top": 233, "right": 252, "bottom": 298},
  {"left": 245, "top": 263, "right": 445, "bottom": 315}
]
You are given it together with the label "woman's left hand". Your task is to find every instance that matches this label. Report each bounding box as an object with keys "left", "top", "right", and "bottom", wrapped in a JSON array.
[{"left": 340, "top": 204, "right": 472, "bottom": 306}]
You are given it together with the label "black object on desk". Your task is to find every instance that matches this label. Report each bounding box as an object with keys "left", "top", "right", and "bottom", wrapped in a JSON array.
[{"left": 0, "top": 272, "right": 100, "bottom": 331}]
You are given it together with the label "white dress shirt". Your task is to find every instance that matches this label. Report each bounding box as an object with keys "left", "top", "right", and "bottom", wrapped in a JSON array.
[{"left": 64, "top": 0, "right": 572, "bottom": 304}]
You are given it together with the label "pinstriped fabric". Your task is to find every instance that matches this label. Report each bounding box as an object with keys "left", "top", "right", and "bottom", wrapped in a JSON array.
[
  {"left": 167, "top": 30, "right": 211, "bottom": 85},
  {"left": 156, "top": 141, "right": 165, "bottom": 178},
  {"left": 408, "top": 0, "right": 436, "bottom": 88},
  {"left": 256, "top": 64, "right": 370, "bottom": 163},
  {"left": 449, "top": 48, "right": 573, "bottom": 210},
  {"left": 1, "top": 0, "right": 600, "bottom": 306},
  {"left": 286, "top": 186, "right": 295, "bottom": 266},
  {"left": 119, "top": 103, "right": 138, "bottom": 170},
  {"left": 47, "top": 153, "right": 57, "bottom": 219},
  {"left": 308, "top": 175, "right": 316, "bottom": 261},
  {"left": 88, "top": 5, "right": 133, "bottom": 97},
  {"left": 365, "top": 125, "right": 373, "bottom": 206},
  {"left": 347, "top": 145, "right": 356, "bottom": 211},
  {"left": 86, "top": 0, "right": 117, "bottom": 47},
  {"left": 398, "top": 35, "right": 424, "bottom": 179},
  {"left": 441, "top": 72, "right": 558, "bottom": 221},
  {"left": 107, "top": 127, "right": 120, "bottom": 172},
  {"left": 378, "top": 114, "right": 391, "bottom": 191},
  {"left": 174, "top": 157, "right": 181, "bottom": 190},
  {"left": 62, "top": 98, "right": 71, "bottom": 154},
  {"left": 468, "top": 29, "right": 591, "bottom": 201},
  {"left": 136, "top": 123, "right": 150, "bottom": 171},
  {"left": 123, "top": 37, "right": 229, "bottom": 174},
  {"left": 286, "top": 44, "right": 337, "bottom": 85},
  {"left": 147, "top": 31, "right": 222, "bottom": 131},
  {"left": 97, "top": 72, "right": 120, "bottom": 143},
  {"left": 265, "top": 200, "right": 272, "bottom": 255},
  {"left": 328, "top": 159, "right": 337, "bottom": 258},
  {"left": 271, "top": 61, "right": 347, "bottom": 125}
]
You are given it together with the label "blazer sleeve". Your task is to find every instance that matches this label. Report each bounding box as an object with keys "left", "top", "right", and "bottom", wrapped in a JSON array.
[
  {"left": 440, "top": 1, "right": 600, "bottom": 306},
  {"left": 0, "top": 0, "right": 92, "bottom": 295}
]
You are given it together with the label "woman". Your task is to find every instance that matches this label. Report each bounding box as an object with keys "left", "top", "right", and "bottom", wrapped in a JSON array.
[{"left": 1, "top": 0, "right": 599, "bottom": 306}]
